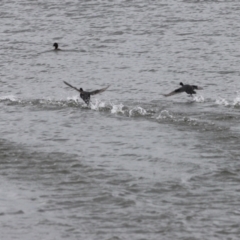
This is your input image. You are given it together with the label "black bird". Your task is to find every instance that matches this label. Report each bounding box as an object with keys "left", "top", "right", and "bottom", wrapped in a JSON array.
[
  {"left": 164, "top": 82, "right": 203, "bottom": 97},
  {"left": 53, "top": 42, "right": 61, "bottom": 50},
  {"left": 63, "top": 81, "right": 110, "bottom": 105}
]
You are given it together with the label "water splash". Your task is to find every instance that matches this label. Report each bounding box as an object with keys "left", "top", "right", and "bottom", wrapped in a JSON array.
[
  {"left": 215, "top": 98, "right": 229, "bottom": 106},
  {"left": 66, "top": 95, "right": 79, "bottom": 103},
  {"left": 233, "top": 96, "right": 240, "bottom": 107},
  {"left": 90, "top": 99, "right": 107, "bottom": 111},
  {"left": 156, "top": 110, "right": 173, "bottom": 120},
  {"left": 129, "top": 106, "right": 147, "bottom": 117},
  {"left": 193, "top": 95, "right": 204, "bottom": 103},
  {"left": 110, "top": 103, "right": 125, "bottom": 114},
  {"left": 0, "top": 95, "right": 18, "bottom": 102}
]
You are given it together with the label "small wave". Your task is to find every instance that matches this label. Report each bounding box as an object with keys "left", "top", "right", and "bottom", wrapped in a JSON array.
[
  {"left": 192, "top": 95, "right": 204, "bottom": 103},
  {"left": 129, "top": 107, "right": 147, "bottom": 117},
  {"left": 233, "top": 96, "right": 240, "bottom": 107},
  {"left": 0, "top": 95, "right": 18, "bottom": 102},
  {"left": 156, "top": 109, "right": 221, "bottom": 131},
  {"left": 157, "top": 110, "right": 198, "bottom": 125},
  {"left": 156, "top": 110, "right": 173, "bottom": 120},
  {"left": 90, "top": 99, "right": 109, "bottom": 111},
  {"left": 110, "top": 103, "right": 151, "bottom": 118},
  {"left": 215, "top": 95, "right": 240, "bottom": 108},
  {"left": 110, "top": 103, "right": 125, "bottom": 114},
  {"left": 89, "top": 101, "right": 150, "bottom": 118},
  {"left": 215, "top": 98, "right": 229, "bottom": 106},
  {"left": 1, "top": 95, "right": 227, "bottom": 133},
  {"left": 66, "top": 95, "right": 80, "bottom": 103},
  {"left": 182, "top": 116, "right": 213, "bottom": 128}
]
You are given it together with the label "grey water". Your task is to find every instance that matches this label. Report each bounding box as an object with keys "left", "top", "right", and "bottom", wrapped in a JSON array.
[{"left": 1, "top": 0, "right": 240, "bottom": 239}]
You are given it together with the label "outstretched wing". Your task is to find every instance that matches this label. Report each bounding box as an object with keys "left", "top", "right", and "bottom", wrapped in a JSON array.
[
  {"left": 164, "top": 87, "right": 184, "bottom": 97},
  {"left": 89, "top": 85, "right": 110, "bottom": 95},
  {"left": 63, "top": 81, "right": 80, "bottom": 92},
  {"left": 192, "top": 85, "right": 203, "bottom": 90}
]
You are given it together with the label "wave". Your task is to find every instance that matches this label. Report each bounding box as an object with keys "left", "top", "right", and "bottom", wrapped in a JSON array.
[
  {"left": 2, "top": 93, "right": 239, "bottom": 110},
  {"left": 90, "top": 100, "right": 152, "bottom": 118},
  {"left": 215, "top": 95, "right": 240, "bottom": 108},
  {"left": 233, "top": 96, "right": 240, "bottom": 107},
  {"left": 215, "top": 98, "right": 229, "bottom": 106},
  {"left": 192, "top": 95, "right": 205, "bottom": 103},
  {"left": 0, "top": 94, "right": 234, "bottom": 132},
  {"left": 0, "top": 95, "right": 18, "bottom": 102}
]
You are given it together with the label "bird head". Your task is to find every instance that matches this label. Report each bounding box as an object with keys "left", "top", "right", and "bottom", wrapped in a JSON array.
[{"left": 53, "top": 43, "right": 58, "bottom": 49}]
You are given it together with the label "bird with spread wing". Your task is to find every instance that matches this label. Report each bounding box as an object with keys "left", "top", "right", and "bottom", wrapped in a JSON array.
[
  {"left": 63, "top": 81, "right": 110, "bottom": 105},
  {"left": 164, "top": 82, "right": 203, "bottom": 97}
]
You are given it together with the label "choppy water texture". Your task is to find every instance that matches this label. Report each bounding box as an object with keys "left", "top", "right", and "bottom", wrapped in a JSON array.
[{"left": 1, "top": 1, "right": 240, "bottom": 239}]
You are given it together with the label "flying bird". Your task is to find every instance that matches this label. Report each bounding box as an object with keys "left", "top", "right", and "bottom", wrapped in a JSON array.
[
  {"left": 63, "top": 81, "right": 110, "bottom": 105},
  {"left": 164, "top": 82, "right": 203, "bottom": 97}
]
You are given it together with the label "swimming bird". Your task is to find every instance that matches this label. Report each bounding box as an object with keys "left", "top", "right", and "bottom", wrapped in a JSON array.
[
  {"left": 53, "top": 42, "right": 61, "bottom": 50},
  {"left": 164, "top": 82, "right": 203, "bottom": 97},
  {"left": 63, "top": 81, "right": 110, "bottom": 105}
]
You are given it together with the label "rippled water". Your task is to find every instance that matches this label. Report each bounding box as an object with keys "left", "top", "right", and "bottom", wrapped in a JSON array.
[{"left": 1, "top": 1, "right": 240, "bottom": 239}]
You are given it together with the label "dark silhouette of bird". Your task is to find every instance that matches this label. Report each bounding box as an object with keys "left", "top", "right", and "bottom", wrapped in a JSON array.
[
  {"left": 164, "top": 82, "right": 203, "bottom": 97},
  {"left": 53, "top": 43, "right": 61, "bottom": 50},
  {"left": 63, "top": 81, "right": 110, "bottom": 105}
]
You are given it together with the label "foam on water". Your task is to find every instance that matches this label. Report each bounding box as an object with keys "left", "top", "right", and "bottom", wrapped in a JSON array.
[
  {"left": 215, "top": 95, "right": 240, "bottom": 107},
  {"left": 66, "top": 95, "right": 80, "bottom": 103},
  {"left": 90, "top": 99, "right": 108, "bottom": 111},
  {"left": 90, "top": 99, "right": 150, "bottom": 118},
  {"left": 0, "top": 94, "right": 232, "bottom": 137},
  {"left": 156, "top": 110, "right": 173, "bottom": 120},
  {"left": 0, "top": 95, "right": 208, "bottom": 128},
  {"left": 110, "top": 103, "right": 125, "bottom": 114},
  {"left": 192, "top": 95, "right": 204, "bottom": 103},
  {"left": 0, "top": 95, "right": 18, "bottom": 102},
  {"left": 129, "top": 106, "right": 147, "bottom": 117},
  {"left": 233, "top": 95, "right": 240, "bottom": 107},
  {"left": 215, "top": 98, "right": 229, "bottom": 106}
]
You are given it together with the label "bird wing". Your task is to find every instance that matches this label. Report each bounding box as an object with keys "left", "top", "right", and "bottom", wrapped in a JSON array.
[
  {"left": 89, "top": 86, "right": 110, "bottom": 95},
  {"left": 164, "top": 87, "right": 184, "bottom": 97},
  {"left": 63, "top": 81, "right": 80, "bottom": 92},
  {"left": 192, "top": 85, "right": 203, "bottom": 90}
]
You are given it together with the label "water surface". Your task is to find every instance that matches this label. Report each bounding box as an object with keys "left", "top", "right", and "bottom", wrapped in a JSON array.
[{"left": 1, "top": 1, "right": 240, "bottom": 239}]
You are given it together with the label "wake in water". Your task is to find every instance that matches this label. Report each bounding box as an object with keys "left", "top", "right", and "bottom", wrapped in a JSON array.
[
  {"left": 3, "top": 93, "right": 240, "bottom": 112},
  {"left": 0, "top": 94, "right": 152, "bottom": 118},
  {"left": 192, "top": 95, "right": 205, "bottom": 103},
  {"left": 233, "top": 95, "right": 240, "bottom": 107},
  {"left": 0, "top": 95, "right": 18, "bottom": 102},
  {"left": 215, "top": 94, "right": 240, "bottom": 108},
  {"left": 0, "top": 94, "right": 228, "bottom": 133},
  {"left": 215, "top": 98, "right": 229, "bottom": 106},
  {"left": 90, "top": 99, "right": 150, "bottom": 117}
]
